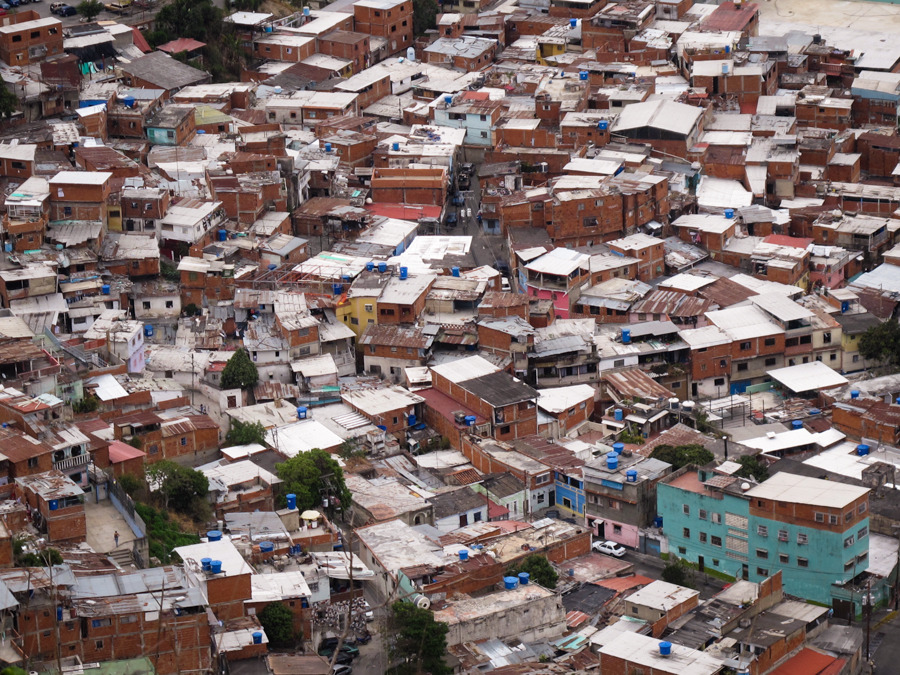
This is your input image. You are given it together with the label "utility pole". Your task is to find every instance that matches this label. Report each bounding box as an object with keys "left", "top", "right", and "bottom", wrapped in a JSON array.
[
  {"left": 865, "top": 578, "right": 872, "bottom": 661},
  {"left": 191, "top": 351, "right": 195, "bottom": 408}
]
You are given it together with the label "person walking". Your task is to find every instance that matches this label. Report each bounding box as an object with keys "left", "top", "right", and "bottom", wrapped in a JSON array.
[{"left": 114, "top": 531, "right": 119, "bottom": 548}]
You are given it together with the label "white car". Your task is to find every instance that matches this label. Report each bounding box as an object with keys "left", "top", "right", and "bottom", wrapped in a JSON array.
[
  {"left": 592, "top": 540, "right": 627, "bottom": 557},
  {"left": 362, "top": 600, "right": 374, "bottom": 622}
]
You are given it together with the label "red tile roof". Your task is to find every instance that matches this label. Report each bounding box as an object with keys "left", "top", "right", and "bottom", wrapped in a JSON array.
[
  {"left": 108, "top": 440, "right": 146, "bottom": 464},
  {"left": 487, "top": 498, "right": 508, "bottom": 519},
  {"left": 763, "top": 234, "right": 814, "bottom": 249},
  {"left": 596, "top": 574, "right": 654, "bottom": 592},
  {"left": 701, "top": 1, "right": 759, "bottom": 32},
  {"left": 768, "top": 648, "right": 843, "bottom": 675},
  {"left": 157, "top": 38, "right": 207, "bottom": 54},
  {"left": 131, "top": 27, "right": 151, "bottom": 54}
]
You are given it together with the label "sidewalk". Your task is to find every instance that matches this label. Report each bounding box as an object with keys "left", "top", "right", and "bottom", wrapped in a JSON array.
[{"left": 84, "top": 499, "right": 135, "bottom": 554}]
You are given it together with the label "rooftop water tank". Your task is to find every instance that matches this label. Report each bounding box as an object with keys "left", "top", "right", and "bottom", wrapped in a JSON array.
[
  {"left": 606, "top": 452, "right": 618, "bottom": 471},
  {"left": 378, "top": 262, "right": 387, "bottom": 273},
  {"left": 659, "top": 642, "right": 672, "bottom": 656},
  {"left": 503, "top": 576, "right": 518, "bottom": 590},
  {"left": 614, "top": 408, "right": 623, "bottom": 422},
  {"left": 324, "top": 142, "right": 332, "bottom": 153},
  {"left": 201, "top": 558, "right": 212, "bottom": 571},
  {"left": 392, "top": 142, "right": 400, "bottom": 151},
  {"left": 518, "top": 572, "right": 530, "bottom": 585},
  {"left": 627, "top": 469, "right": 638, "bottom": 482},
  {"left": 144, "top": 324, "right": 154, "bottom": 338},
  {"left": 452, "top": 266, "right": 460, "bottom": 277},
  {"left": 621, "top": 328, "right": 631, "bottom": 344},
  {"left": 297, "top": 407, "right": 307, "bottom": 419},
  {"left": 612, "top": 442, "right": 625, "bottom": 455},
  {"left": 210, "top": 560, "right": 222, "bottom": 574},
  {"left": 724, "top": 208, "right": 734, "bottom": 219},
  {"left": 459, "top": 550, "right": 468, "bottom": 561},
  {"left": 857, "top": 444, "right": 870, "bottom": 456},
  {"left": 332, "top": 283, "right": 343, "bottom": 295},
  {"left": 408, "top": 413, "right": 417, "bottom": 426},
  {"left": 101, "top": 284, "right": 110, "bottom": 295},
  {"left": 274, "top": 86, "right": 282, "bottom": 95},
  {"left": 598, "top": 120, "right": 609, "bottom": 130},
  {"left": 569, "top": 18, "right": 577, "bottom": 27},
  {"left": 400, "top": 266, "right": 408, "bottom": 280},
  {"left": 252, "top": 632, "right": 263, "bottom": 645},
  {"left": 286, "top": 494, "right": 297, "bottom": 510},
  {"left": 579, "top": 71, "right": 588, "bottom": 81},
  {"left": 791, "top": 420, "right": 803, "bottom": 429},
  {"left": 444, "top": 95, "right": 453, "bottom": 106},
  {"left": 49, "top": 500, "right": 58, "bottom": 511},
  {"left": 851, "top": 390, "right": 860, "bottom": 399},
  {"left": 465, "top": 415, "right": 476, "bottom": 426},
  {"left": 207, "top": 530, "right": 222, "bottom": 542},
  {"left": 260, "top": 541, "right": 274, "bottom": 553},
  {"left": 218, "top": 229, "right": 228, "bottom": 241},
  {"left": 366, "top": 261, "right": 375, "bottom": 271},
  {"left": 303, "top": 6, "right": 310, "bottom": 15},
  {"left": 407, "top": 47, "right": 416, "bottom": 61}
]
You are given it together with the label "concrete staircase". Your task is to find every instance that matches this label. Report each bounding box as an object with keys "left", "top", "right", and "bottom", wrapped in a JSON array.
[{"left": 109, "top": 547, "right": 135, "bottom": 569}]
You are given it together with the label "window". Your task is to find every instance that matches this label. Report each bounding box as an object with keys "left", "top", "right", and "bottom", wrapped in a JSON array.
[
  {"left": 364, "top": 304, "right": 373, "bottom": 312},
  {"left": 765, "top": 357, "right": 776, "bottom": 366},
  {"left": 844, "top": 561, "right": 855, "bottom": 572},
  {"left": 823, "top": 331, "right": 832, "bottom": 344},
  {"left": 830, "top": 515, "right": 839, "bottom": 525},
  {"left": 536, "top": 473, "right": 551, "bottom": 485},
  {"left": 699, "top": 509, "right": 707, "bottom": 520},
  {"left": 27, "top": 457, "right": 39, "bottom": 468},
  {"left": 180, "top": 437, "right": 187, "bottom": 447},
  {"left": 613, "top": 524, "right": 622, "bottom": 534},
  {"left": 798, "top": 557, "right": 808, "bottom": 567},
  {"left": 683, "top": 504, "right": 690, "bottom": 516},
  {"left": 859, "top": 503, "right": 868, "bottom": 514},
  {"left": 699, "top": 532, "right": 707, "bottom": 543},
  {"left": 737, "top": 362, "right": 749, "bottom": 372},
  {"left": 844, "top": 535, "right": 855, "bottom": 548},
  {"left": 845, "top": 510, "right": 854, "bottom": 522},
  {"left": 757, "top": 568, "right": 769, "bottom": 577},
  {"left": 757, "top": 525, "right": 768, "bottom": 537},
  {"left": 711, "top": 513, "right": 722, "bottom": 524},
  {"left": 91, "top": 619, "right": 111, "bottom": 628},
  {"left": 779, "top": 553, "right": 789, "bottom": 564},
  {"left": 142, "top": 301, "right": 151, "bottom": 310},
  {"left": 756, "top": 548, "right": 768, "bottom": 559},
  {"left": 683, "top": 528, "right": 690, "bottom": 538},
  {"left": 797, "top": 533, "right": 808, "bottom": 545},
  {"left": 95, "top": 641, "right": 104, "bottom": 650},
  {"left": 678, "top": 546, "right": 686, "bottom": 555},
  {"left": 11, "top": 35, "right": 20, "bottom": 42},
  {"left": 165, "top": 300, "right": 174, "bottom": 309},
  {"left": 711, "top": 535, "right": 722, "bottom": 546},
  {"left": 778, "top": 529, "right": 788, "bottom": 541},
  {"left": 815, "top": 512, "right": 824, "bottom": 523},
  {"left": 764, "top": 337, "right": 776, "bottom": 346},
  {"left": 740, "top": 341, "right": 751, "bottom": 351},
  {"left": 858, "top": 526, "right": 868, "bottom": 539}
]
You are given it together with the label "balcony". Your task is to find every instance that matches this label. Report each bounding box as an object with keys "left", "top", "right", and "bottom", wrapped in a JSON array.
[{"left": 54, "top": 453, "right": 90, "bottom": 472}]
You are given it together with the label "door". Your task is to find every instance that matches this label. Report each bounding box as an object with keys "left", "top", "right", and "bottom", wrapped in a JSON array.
[
  {"left": 741, "top": 563, "right": 749, "bottom": 580},
  {"left": 698, "top": 556, "right": 705, "bottom": 572}
]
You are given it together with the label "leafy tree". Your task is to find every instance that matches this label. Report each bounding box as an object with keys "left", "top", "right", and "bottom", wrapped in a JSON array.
[
  {"left": 221, "top": 348, "right": 259, "bottom": 390},
  {"left": 0, "top": 82, "right": 15, "bottom": 120},
  {"left": 275, "top": 449, "right": 351, "bottom": 513},
  {"left": 118, "top": 473, "right": 143, "bottom": 497},
  {"left": 412, "top": 0, "right": 437, "bottom": 36},
  {"left": 76, "top": 0, "right": 104, "bottom": 21},
  {"left": 649, "top": 444, "right": 714, "bottom": 470},
  {"left": 153, "top": 0, "right": 223, "bottom": 44},
  {"left": 389, "top": 601, "right": 451, "bottom": 675},
  {"left": 1, "top": 666, "right": 29, "bottom": 675},
  {"left": 17, "top": 548, "right": 63, "bottom": 567},
  {"left": 661, "top": 557, "right": 695, "bottom": 589},
  {"left": 226, "top": 419, "right": 267, "bottom": 447},
  {"left": 73, "top": 395, "right": 99, "bottom": 414},
  {"left": 258, "top": 602, "right": 298, "bottom": 648},
  {"left": 507, "top": 554, "right": 558, "bottom": 589},
  {"left": 734, "top": 454, "right": 769, "bottom": 482},
  {"left": 859, "top": 320, "right": 900, "bottom": 368},
  {"left": 145, "top": 461, "right": 209, "bottom": 514},
  {"left": 127, "top": 436, "right": 143, "bottom": 449},
  {"left": 184, "top": 303, "right": 201, "bottom": 317}
]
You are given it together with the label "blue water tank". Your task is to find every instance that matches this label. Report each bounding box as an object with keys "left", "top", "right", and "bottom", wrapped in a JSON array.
[
  {"left": 341, "top": 274, "right": 351, "bottom": 283},
  {"left": 725, "top": 45, "right": 731, "bottom": 54},
  {"left": 579, "top": 71, "right": 588, "bottom": 81},
  {"left": 627, "top": 469, "right": 638, "bottom": 482},
  {"left": 207, "top": 530, "right": 222, "bottom": 542},
  {"left": 613, "top": 442, "right": 624, "bottom": 455},
  {"left": 392, "top": 142, "right": 400, "bottom": 151},
  {"left": 303, "top": 6, "right": 310, "bottom": 15},
  {"left": 809, "top": 408, "right": 821, "bottom": 415},
  {"left": 264, "top": 25, "right": 273, "bottom": 32},
  {"left": 606, "top": 452, "right": 618, "bottom": 470},
  {"left": 452, "top": 266, "right": 460, "bottom": 277},
  {"left": 260, "top": 541, "right": 274, "bottom": 553},
  {"left": 598, "top": 120, "right": 609, "bottom": 130},
  {"left": 569, "top": 18, "right": 577, "bottom": 27},
  {"left": 851, "top": 390, "right": 860, "bottom": 399},
  {"left": 503, "top": 576, "right": 518, "bottom": 590},
  {"left": 3, "top": 243, "right": 10, "bottom": 253},
  {"left": 444, "top": 95, "right": 453, "bottom": 106},
  {"left": 724, "top": 208, "right": 735, "bottom": 219},
  {"left": 252, "top": 631, "right": 263, "bottom": 644},
  {"left": 333, "top": 283, "right": 343, "bottom": 295},
  {"left": 621, "top": 328, "right": 631, "bottom": 344},
  {"left": 218, "top": 229, "right": 227, "bottom": 241},
  {"left": 49, "top": 499, "right": 58, "bottom": 511},
  {"left": 857, "top": 444, "right": 870, "bottom": 456},
  {"left": 400, "top": 266, "right": 408, "bottom": 280},
  {"left": 841, "top": 301, "right": 850, "bottom": 313},
  {"left": 378, "top": 262, "right": 387, "bottom": 273},
  {"left": 268, "top": 264, "right": 277, "bottom": 271},
  {"left": 101, "top": 284, "right": 111, "bottom": 295},
  {"left": 210, "top": 560, "right": 222, "bottom": 574},
  {"left": 408, "top": 413, "right": 417, "bottom": 426},
  {"left": 654, "top": 515, "right": 663, "bottom": 528},
  {"left": 659, "top": 642, "right": 672, "bottom": 656},
  {"left": 201, "top": 558, "right": 212, "bottom": 571},
  {"left": 792, "top": 420, "right": 803, "bottom": 429},
  {"left": 459, "top": 550, "right": 468, "bottom": 561},
  {"left": 518, "top": 572, "right": 530, "bottom": 585},
  {"left": 377, "top": 424, "right": 387, "bottom": 431},
  {"left": 123, "top": 96, "right": 135, "bottom": 108},
  {"left": 465, "top": 415, "right": 476, "bottom": 426},
  {"left": 325, "top": 142, "right": 332, "bottom": 153},
  {"left": 614, "top": 408, "right": 623, "bottom": 422},
  {"left": 297, "top": 407, "right": 307, "bottom": 419},
  {"left": 285, "top": 494, "right": 298, "bottom": 511},
  {"left": 144, "top": 325, "right": 154, "bottom": 338},
  {"left": 57, "top": 606, "right": 63, "bottom": 621},
  {"left": 366, "top": 261, "right": 375, "bottom": 271}
]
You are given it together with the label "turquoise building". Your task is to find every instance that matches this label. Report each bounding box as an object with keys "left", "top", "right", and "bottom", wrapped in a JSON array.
[{"left": 658, "top": 467, "right": 870, "bottom": 609}]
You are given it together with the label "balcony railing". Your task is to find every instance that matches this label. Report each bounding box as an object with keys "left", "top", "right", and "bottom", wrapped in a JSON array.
[{"left": 55, "top": 453, "right": 90, "bottom": 472}]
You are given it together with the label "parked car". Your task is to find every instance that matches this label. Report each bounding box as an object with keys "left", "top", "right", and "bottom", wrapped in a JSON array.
[
  {"left": 51, "top": 2, "right": 76, "bottom": 14},
  {"left": 592, "top": 540, "right": 627, "bottom": 557},
  {"left": 318, "top": 644, "right": 359, "bottom": 660},
  {"left": 361, "top": 600, "right": 374, "bottom": 622},
  {"left": 0, "top": 2, "right": 11, "bottom": 9},
  {"left": 7, "top": 0, "right": 20, "bottom": 8},
  {"left": 445, "top": 212, "right": 458, "bottom": 228},
  {"left": 332, "top": 666, "right": 352, "bottom": 675}
]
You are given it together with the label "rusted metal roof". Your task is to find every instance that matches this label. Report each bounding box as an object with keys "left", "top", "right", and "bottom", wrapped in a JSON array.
[{"left": 604, "top": 368, "right": 674, "bottom": 402}]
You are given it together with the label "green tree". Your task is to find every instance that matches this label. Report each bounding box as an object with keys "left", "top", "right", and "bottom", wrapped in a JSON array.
[
  {"left": 153, "top": 0, "right": 223, "bottom": 44},
  {"left": 389, "top": 601, "right": 451, "bottom": 675},
  {"left": 507, "top": 554, "right": 558, "bottom": 589},
  {"left": 221, "top": 348, "right": 259, "bottom": 390},
  {"left": 275, "top": 449, "right": 351, "bottom": 513},
  {"left": 412, "top": 0, "right": 437, "bottom": 36},
  {"left": 859, "top": 320, "right": 900, "bottom": 368},
  {"left": 258, "top": 602, "right": 298, "bottom": 648},
  {"left": 649, "top": 444, "right": 715, "bottom": 470},
  {"left": 76, "top": 0, "right": 104, "bottom": 21},
  {"left": 661, "top": 557, "right": 695, "bottom": 589},
  {"left": 145, "top": 461, "right": 209, "bottom": 514},
  {"left": 0, "top": 80, "right": 17, "bottom": 119},
  {"left": 118, "top": 473, "right": 143, "bottom": 497},
  {"left": 734, "top": 454, "right": 769, "bottom": 482},
  {"left": 226, "top": 419, "right": 267, "bottom": 447},
  {"left": 17, "top": 548, "right": 63, "bottom": 567},
  {"left": 1, "top": 666, "right": 29, "bottom": 675}
]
